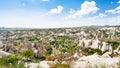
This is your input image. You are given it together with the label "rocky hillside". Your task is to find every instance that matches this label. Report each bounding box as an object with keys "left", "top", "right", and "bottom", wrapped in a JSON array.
[{"left": 0, "top": 26, "right": 120, "bottom": 68}]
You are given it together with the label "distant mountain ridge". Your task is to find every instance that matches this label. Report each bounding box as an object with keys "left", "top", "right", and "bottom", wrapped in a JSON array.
[{"left": 0, "top": 25, "right": 120, "bottom": 30}]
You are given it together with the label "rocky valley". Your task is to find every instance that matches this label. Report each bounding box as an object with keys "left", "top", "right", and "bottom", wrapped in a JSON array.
[{"left": 0, "top": 26, "right": 120, "bottom": 68}]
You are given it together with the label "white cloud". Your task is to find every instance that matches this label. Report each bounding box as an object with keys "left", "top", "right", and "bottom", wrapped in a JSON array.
[
  {"left": 99, "top": 16, "right": 120, "bottom": 25},
  {"left": 98, "top": 13, "right": 106, "bottom": 17},
  {"left": 118, "top": 0, "right": 120, "bottom": 4},
  {"left": 105, "top": 6, "right": 120, "bottom": 14},
  {"left": 88, "top": 13, "right": 107, "bottom": 19},
  {"left": 0, "top": 11, "right": 119, "bottom": 28},
  {"left": 41, "top": 0, "right": 49, "bottom": 2},
  {"left": 68, "top": 1, "right": 99, "bottom": 18},
  {"left": 69, "top": 8, "right": 76, "bottom": 14},
  {"left": 48, "top": 5, "right": 63, "bottom": 14}
]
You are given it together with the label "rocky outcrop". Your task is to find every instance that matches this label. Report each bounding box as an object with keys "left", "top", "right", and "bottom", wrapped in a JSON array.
[
  {"left": 25, "top": 63, "right": 39, "bottom": 68},
  {"left": 0, "top": 50, "right": 12, "bottom": 58},
  {"left": 3, "top": 43, "right": 17, "bottom": 54},
  {"left": 91, "top": 39, "right": 101, "bottom": 49},
  {"left": 101, "top": 42, "right": 113, "bottom": 53},
  {"left": 102, "top": 52, "right": 112, "bottom": 58},
  {"left": 0, "top": 41, "right": 3, "bottom": 49},
  {"left": 71, "top": 54, "right": 120, "bottom": 68},
  {"left": 114, "top": 45, "right": 120, "bottom": 54},
  {"left": 25, "top": 61, "right": 56, "bottom": 68},
  {"left": 39, "top": 61, "right": 51, "bottom": 68},
  {"left": 78, "top": 38, "right": 114, "bottom": 54},
  {"left": 51, "top": 47, "right": 61, "bottom": 56}
]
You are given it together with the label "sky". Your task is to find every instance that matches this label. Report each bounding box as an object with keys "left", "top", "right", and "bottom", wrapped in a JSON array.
[{"left": 0, "top": 0, "right": 120, "bottom": 28}]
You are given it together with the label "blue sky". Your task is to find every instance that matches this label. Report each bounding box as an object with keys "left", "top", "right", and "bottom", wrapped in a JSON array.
[{"left": 0, "top": 0, "right": 120, "bottom": 28}]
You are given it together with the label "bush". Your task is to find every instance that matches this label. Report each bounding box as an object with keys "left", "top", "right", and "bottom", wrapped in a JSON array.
[
  {"left": 62, "top": 48, "right": 67, "bottom": 53},
  {"left": 88, "top": 49, "right": 102, "bottom": 55},
  {"left": 21, "top": 50, "right": 43, "bottom": 62},
  {"left": 3, "top": 54, "right": 21, "bottom": 65},
  {"left": 0, "top": 54, "right": 25, "bottom": 68},
  {"left": 67, "top": 47, "right": 76, "bottom": 54},
  {"left": 53, "top": 63, "right": 69, "bottom": 68},
  {"left": 117, "top": 32, "right": 120, "bottom": 37},
  {"left": 28, "top": 36, "right": 39, "bottom": 42},
  {"left": 6, "top": 55, "right": 20, "bottom": 65},
  {"left": 46, "top": 48, "right": 52, "bottom": 56},
  {"left": 103, "top": 31, "right": 108, "bottom": 38},
  {"left": 112, "top": 42, "right": 119, "bottom": 50},
  {"left": 0, "top": 50, "right": 41, "bottom": 68},
  {"left": 17, "top": 37, "right": 24, "bottom": 40},
  {"left": 21, "top": 50, "right": 34, "bottom": 59}
]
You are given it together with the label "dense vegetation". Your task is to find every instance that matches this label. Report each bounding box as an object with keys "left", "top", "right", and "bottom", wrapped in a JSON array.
[
  {"left": 50, "top": 36, "right": 77, "bottom": 55},
  {"left": 0, "top": 50, "right": 41, "bottom": 68}
]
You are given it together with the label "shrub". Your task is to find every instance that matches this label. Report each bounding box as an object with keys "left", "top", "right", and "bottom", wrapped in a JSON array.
[
  {"left": 28, "top": 36, "right": 39, "bottom": 42},
  {"left": 112, "top": 42, "right": 119, "bottom": 50},
  {"left": 88, "top": 49, "right": 102, "bottom": 55},
  {"left": 21, "top": 50, "right": 34, "bottom": 59},
  {"left": 0, "top": 50, "right": 41, "bottom": 68},
  {"left": 62, "top": 48, "right": 67, "bottom": 53},
  {"left": 6, "top": 55, "right": 19, "bottom": 65},
  {"left": 53, "top": 63, "right": 69, "bottom": 68},
  {"left": 17, "top": 37, "right": 24, "bottom": 40},
  {"left": 103, "top": 31, "right": 108, "bottom": 38},
  {"left": 117, "top": 32, "right": 120, "bottom": 37},
  {"left": 46, "top": 48, "right": 52, "bottom": 56},
  {"left": 67, "top": 47, "right": 76, "bottom": 54},
  {"left": 0, "top": 54, "right": 24, "bottom": 68}
]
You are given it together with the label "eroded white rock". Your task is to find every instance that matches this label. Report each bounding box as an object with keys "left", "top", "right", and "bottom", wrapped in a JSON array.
[
  {"left": 39, "top": 61, "right": 50, "bottom": 68},
  {"left": 25, "top": 63, "right": 39, "bottom": 68},
  {"left": 71, "top": 54, "right": 120, "bottom": 68},
  {"left": 0, "top": 50, "right": 12, "bottom": 58}
]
